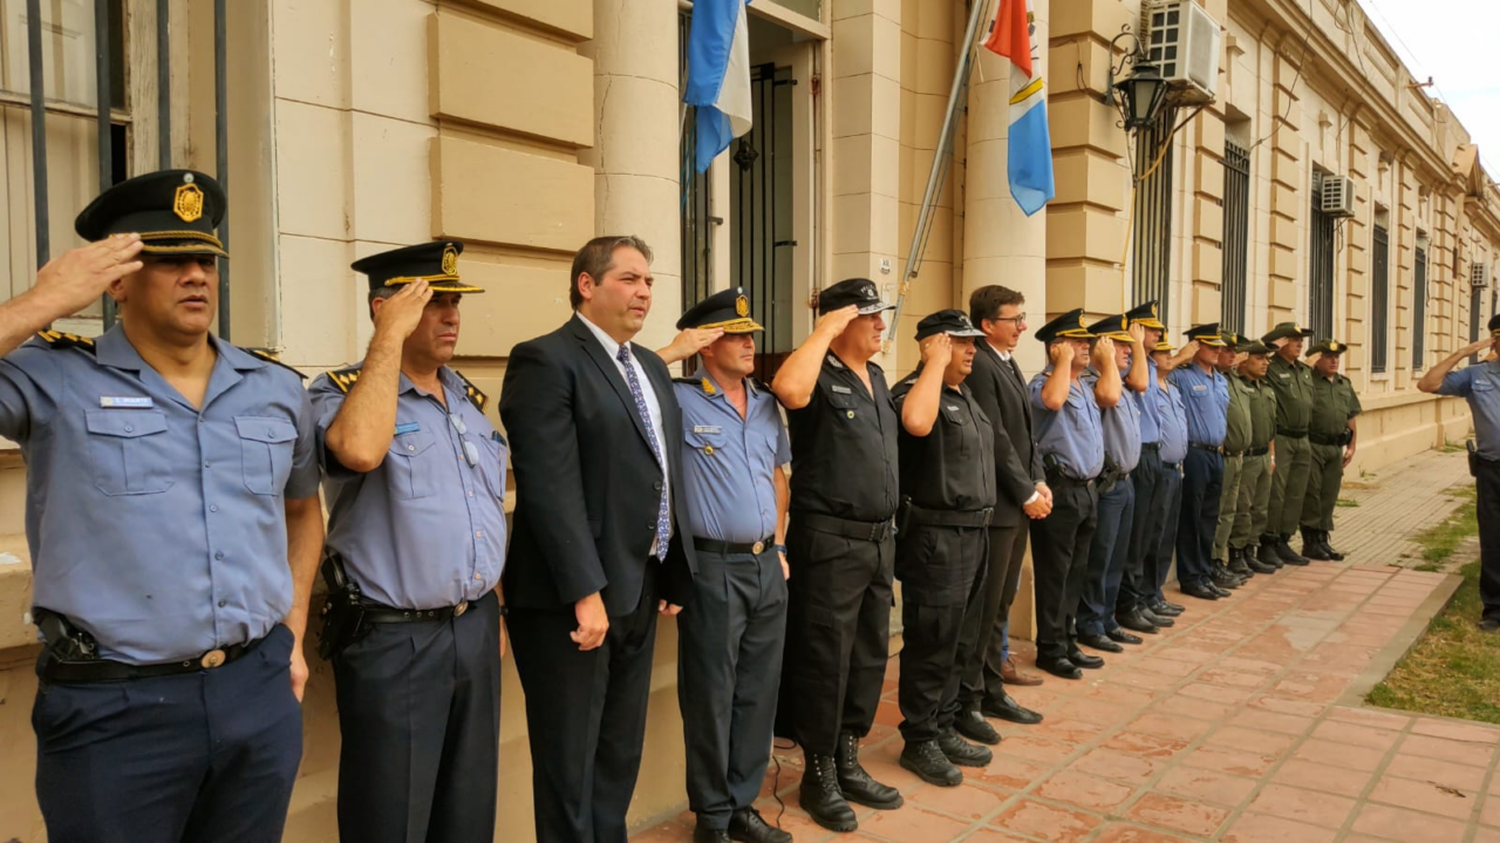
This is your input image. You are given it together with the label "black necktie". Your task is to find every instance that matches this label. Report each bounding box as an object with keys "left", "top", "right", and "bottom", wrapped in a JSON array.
[{"left": 1007, "top": 357, "right": 1025, "bottom": 388}]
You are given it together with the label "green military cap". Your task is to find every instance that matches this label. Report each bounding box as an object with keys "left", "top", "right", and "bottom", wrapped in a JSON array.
[
  {"left": 1185, "top": 322, "right": 1226, "bottom": 347},
  {"left": 1087, "top": 313, "right": 1134, "bottom": 342},
  {"left": 1035, "top": 308, "right": 1094, "bottom": 343},
  {"left": 1219, "top": 331, "right": 1242, "bottom": 350},
  {"left": 1241, "top": 340, "right": 1273, "bottom": 355},
  {"left": 75, "top": 169, "right": 229, "bottom": 258},
  {"left": 1306, "top": 339, "right": 1349, "bottom": 357},
  {"left": 1262, "top": 321, "right": 1315, "bottom": 343}
]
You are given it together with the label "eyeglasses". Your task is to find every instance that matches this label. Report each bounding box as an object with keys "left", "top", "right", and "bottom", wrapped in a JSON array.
[
  {"left": 991, "top": 313, "right": 1026, "bottom": 327},
  {"left": 448, "top": 413, "right": 479, "bottom": 468}
]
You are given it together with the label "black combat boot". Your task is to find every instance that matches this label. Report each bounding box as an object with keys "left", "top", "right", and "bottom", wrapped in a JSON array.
[
  {"left": 1211, "top": 559, "right": 1243, "bottom": 589},
  {"left": 799, "top": 753, "right": 857, "bottom": 832},
  {"left": 1258, "top": 535, "right": 1285, "bottom": 569},
  {"left": 1245, "top": 544, "right": 1278, "bottom": 574},
  {"left": 1276, "top": 535, "right": 1310, "bottom": 566},
  {"left": 1320, "top": 530, "right": 1345, "bottom": 561},
  {"left": 1301, "top": 527, "right": 1331, "bottom": 561},
  {"left": 1227, "top": 547, "right": 1255, "bottom": 579},
  {"left": 899, "top": 739, "right": 962, "bottom": 786},
  {"left": 836, "top": 731, "right": 903, "bottom": 809}
]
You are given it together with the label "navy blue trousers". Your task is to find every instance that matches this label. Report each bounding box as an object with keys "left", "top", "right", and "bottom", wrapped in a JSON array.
[
  {"left": 1176, "top": 449, "right": 1223, "bottom": 589},
  {"left": 1151, "top": 463, "right": 1184, "bottom": 601},
  {"left": 33, "top": 624, "right": 302, "bottom": 843},
  {"left": 1078, "top": 478, "right": 1136, "bottom": 636},
  {"left": 1120, "top": 451, "right": 1166, "bottom": 613}
]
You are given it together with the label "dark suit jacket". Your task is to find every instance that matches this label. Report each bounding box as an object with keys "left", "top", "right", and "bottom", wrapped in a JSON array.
[
  {"left": 965, "top": 342, "right": 1045, "bottom": 527},
  {"left": 500, "top": 314, "right": 697, "bottom": 616}
]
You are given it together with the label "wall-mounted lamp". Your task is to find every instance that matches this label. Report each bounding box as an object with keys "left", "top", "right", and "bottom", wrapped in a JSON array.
[{"left": 1101, "top": 29, "right": 1168, "bottom": 134}]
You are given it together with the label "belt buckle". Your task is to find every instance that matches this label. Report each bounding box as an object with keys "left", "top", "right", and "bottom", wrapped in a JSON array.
[
  {"left": 453, "top": 600, "right": 469, "bottom": 618},
  {"left": 751, "top": 541, "right": 765, "bottom": 554},
  {"left": 200, "top": 648, "right": 226, "bottom": 669}
]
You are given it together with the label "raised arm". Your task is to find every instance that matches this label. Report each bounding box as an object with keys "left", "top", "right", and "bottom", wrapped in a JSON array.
[
  {"left": 771, "top": 305, "right": 860, "bottom": 409},
  {"left": 0, "top": 236, "right": 144, "bottom": 357},
  {"left": 1417, "top": 338, "right": 1492, "bottom": 394},
  {"left": 1039, "top": 343, "right": 1075, "bottom": 411},
  {"left": 1091, "top": 337, "right": 1122, "bottom": 409},
  {"left": 899, "top": 336, "right": 952, "bottom": 437}
]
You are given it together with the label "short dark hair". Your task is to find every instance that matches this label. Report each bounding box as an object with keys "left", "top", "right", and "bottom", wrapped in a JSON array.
[
  {"left": 569, "top": 235, "right": 653, "bottom": 310},
  {"left": 969, "top": 285, "right": 1025, "bottom": 326},
  {"left": 367, "top": 285, "right": 398, "bottom": 320}
]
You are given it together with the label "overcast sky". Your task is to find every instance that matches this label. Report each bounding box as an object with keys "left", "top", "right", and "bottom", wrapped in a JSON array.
[{"left": 1355, "top": 0, "right": 1500, "bottom": 177}]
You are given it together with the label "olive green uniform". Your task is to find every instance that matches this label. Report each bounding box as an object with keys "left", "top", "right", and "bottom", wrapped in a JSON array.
[
  {"left": 1233, "top": 373, "right": 1277, "bottom": 550},
  {"left": 1212, "top": 374, "right": 1255, "bottom": 560},
  {"left": 1300, "top": 373, "right": 1361, "bottom": 532},
  {"left": 1265, "top": 354, "right": 1314, "bottom": 538}
]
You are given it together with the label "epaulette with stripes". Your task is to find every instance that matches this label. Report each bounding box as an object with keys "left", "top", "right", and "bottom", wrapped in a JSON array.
[
  {"left": 245, "top": 347, "right": 308, "bottom": 380},
  {"left": 33, "top": 330, "right": 97, "bottom": 353},
  {"left": 454, "top": 370, "right": 488, "bottom": 413},
  {"left": 325, "top": 366, "right": 362, "bottom": 394}
]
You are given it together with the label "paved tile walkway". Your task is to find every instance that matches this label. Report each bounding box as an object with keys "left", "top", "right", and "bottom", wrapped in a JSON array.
[{"left": 632, "top": 450, "right": 1498, "bottom": 843}]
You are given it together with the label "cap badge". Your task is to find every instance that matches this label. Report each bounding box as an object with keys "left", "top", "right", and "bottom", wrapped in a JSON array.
[
  {"left": 173, "top": 183, "right": 204, "bottom": 223},
  {"left": 735, "top": 294, "right": 749, "bottom": 317},
  {"left": 441, "top": 244, "right": 459, "bottom": 277}
]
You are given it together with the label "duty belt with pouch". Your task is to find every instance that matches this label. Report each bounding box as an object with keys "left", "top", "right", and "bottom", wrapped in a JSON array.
[
  {"left": 32, "top": 607, "right": 261, "bottom": 683},
  {"left": 898, "top": 496, "right": 994, "bottom": 529},
  {"left": 1309, "top": 430, "right": 1354, "bottom": 448},
  {"left": 319, "top": 549, "right": 369, "bottom": 660},
  {"left": 1097, "top": 458, "right": 1127, "bottom": 495}
]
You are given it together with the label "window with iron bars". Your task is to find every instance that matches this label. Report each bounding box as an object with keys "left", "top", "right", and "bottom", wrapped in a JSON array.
[
  {"left": 678, "top": 9, "right": 713, "bottom": 316},
  {"left": 1132, "top": 108, "right": 1175, "bottom": 325},
  {"left": 1413, "top": 242, "right": 1427, "bottom": 370},
  {"left": 1220, "top": 140, "right": 1249, "bottom": 334},
  {"left": 1307, "top": 170, "right": 1336, "bottom": 342},
  {"left": 1370, "top": 223, "right": 1390, "bottom": 374}
]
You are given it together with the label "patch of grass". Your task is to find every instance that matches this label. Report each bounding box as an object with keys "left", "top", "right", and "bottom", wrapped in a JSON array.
[
  {"left": 1414, "top": 562, "right": 1443, "bottom": 573},
  {"left": 1412, "top": 486, "right": 1478, "bottom": 563},
  {"left": 1335, "top": 499, "right": 1360, "bottom": 508},
  {"left": 1441, "top": 441, "right": 1467, "bottom": 454}
]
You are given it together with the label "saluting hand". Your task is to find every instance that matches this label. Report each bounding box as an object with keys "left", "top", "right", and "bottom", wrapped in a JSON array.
[
  {"left": 665, "top": 327, "right": 724, "bottom": 361},
  {"left": 814, "top": 304, "right": 861, "bottom": 340},
  {"left": 572, "top": 591, "right": 609, "bottom": 651},
  {"left": 1128, "top": 322, "right": 1146, "bottom": 345},
  {"left": 920, "top": 333, "right": 952, "bottom": 368},
  {"left": 372, "top": 279, "right": 433, "bottom": 340},
  {"left": 28, "top": 234, "right": 144, "bottom": 320},
  {"left": 1050, "top": 341, "right": 1074, "bottom": 367},
  {"left": 1095, "top": 336, "right": 1116, "bottom": 361}
]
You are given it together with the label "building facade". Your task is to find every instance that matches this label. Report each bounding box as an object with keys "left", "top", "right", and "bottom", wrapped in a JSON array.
[{"left": 0, "top": 0, "right": 1496, "bottom": 838}]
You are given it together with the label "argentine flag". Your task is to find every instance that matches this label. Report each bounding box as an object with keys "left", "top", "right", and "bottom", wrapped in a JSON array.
[
  {"left": 685, "top": 0, "right": 753, "bottom": 173},
  {"left": 983, "top": 0, "right": 1054, "bottom": 216}
]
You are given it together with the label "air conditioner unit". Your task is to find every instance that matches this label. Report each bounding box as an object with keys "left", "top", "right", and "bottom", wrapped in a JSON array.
[
  {"left": 1474, "top": 263, "right": 1491, "bottom": 288},
  {"left": 1320, "top": 175, "right": 1356, "bottom": 218},
  {"left": 1145, "top": 1, "right": 1222, "bottom": 104}
]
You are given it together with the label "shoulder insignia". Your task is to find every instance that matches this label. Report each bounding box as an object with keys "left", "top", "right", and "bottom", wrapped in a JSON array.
[
  {"left": 245, "top": 347, "right": 308, "bottom": 380},
  {"left": 454, "top": 369, "right": 488, "bottom": 413},
  {"left": 325, "top": 365, "right": 362, "bottom": 394},
  {"left": 33, "top": 330, "right": 97, "bottom": 354},
  {"left": 700, "top": 377, "right": 717, "bottom": 395}
]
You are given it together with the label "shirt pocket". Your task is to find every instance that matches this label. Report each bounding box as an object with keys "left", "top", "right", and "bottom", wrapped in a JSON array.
[
  {"left": 822, "top": 386, "right": 859, "bottom": 420},
  {"left": 685, "top": 427, "right": 727, "bottom": 458},
  {"left": 1476, "top": 379, "right": 1495, "bottom": 392},
  {"left": 84, "top": 410, "right": 174, "bottom": 496},
  {"left": 385, "top": 429, "right": 438, "bottom": 500},
  {"left": 235, "top": 416, "right": 298, "bottom": 496}
]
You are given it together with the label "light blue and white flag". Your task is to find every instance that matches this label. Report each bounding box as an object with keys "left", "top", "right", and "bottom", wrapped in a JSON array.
[
  {"left": 684, "top": 0, "right": 753, "bottom": 173},
  {"left": 984, "top": 0, "right": 1054, "bottom": 216}
]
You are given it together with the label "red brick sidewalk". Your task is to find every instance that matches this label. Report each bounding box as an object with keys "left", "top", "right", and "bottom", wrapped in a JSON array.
[{"left": 633, "top": 562, "right": 1500, "bottom": 843}]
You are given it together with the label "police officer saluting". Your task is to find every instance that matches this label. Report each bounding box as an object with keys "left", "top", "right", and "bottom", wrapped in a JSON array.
[
  {"left": 308, "top": 241, "right": 506, "bottom": 842},
  {"left": 1028, "top": 309, "right": 1107, "bottom": 680},
  {"left": 1261, "top": 322, "right": 1317, "bottom": 566},
  {"left": 1148, "top": 341, "right": 1193, "bottom": 610},
  {"left": 1117, "top": 302, "right": 1179, "bottom": 635},
  {"left": 891, "top": 310, "right": 996, "bottom": 786},
  {"left": 1419, "top": 317, "right": 1500, "bottom": 630},
  {"left": 1171, "top": 325, "right": 1235, "bottom": 600},
  {"left": 772, "top": 278, "right": 902, "bottom": 833},
  {"left": 0, "top": 170, "right": 324, "bottom": 841},
  {"left": 1301, "top": 340, "right": 1361, "bottom": 562},
  {"left": 667, "top": 288, "right": 792, "bottom": 843}
]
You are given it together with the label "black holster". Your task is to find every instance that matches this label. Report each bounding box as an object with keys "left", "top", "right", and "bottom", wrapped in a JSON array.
[
  {"left": 1471, "top": 440, "right": 1482, "bottom": 478},
  {"left": 318, "top": 550, "right": 368, "bottom": 660},
  {"left": 32, "top": 608, "right": 100, "bottom": 679}
]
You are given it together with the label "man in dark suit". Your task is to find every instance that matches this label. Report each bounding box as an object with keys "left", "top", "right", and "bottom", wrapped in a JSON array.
[
  {"left": 499, "top": 235, "right": 697, "bottom": 843},
  {"left": 954, "top": 285, "right": 1048, "bottom": 742}
]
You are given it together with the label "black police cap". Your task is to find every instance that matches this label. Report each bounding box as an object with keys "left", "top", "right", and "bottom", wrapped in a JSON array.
[
  {"left": 818, "top": 278, "right": 894, "bottom": 315},
  {"left": 677, "top": 287, "right": 763, "bottom": 333},
  {"left": 1125, "top": 301, "right": 1164, "bottom": 330},
  {"left": 351, "top": 241, "right": 484, "bottom": 293},
  {"left": 75, "top": 169, "right": 228, "bottom": 258},
  {"left": 1088, "top": 314, "right": 1133, "bottom": 342},
  {"left": 915, "top": 309, "right": 985, "bottom": 341},
  {"left": 1185, "top": 323, "right": 1226, "bottom": 347},
  {"left": 1489, "top": 313, "right": 1500, "bottom": 335},
  {"left": 1035, "top": 308, "right": 1094, "bottom": 343}
]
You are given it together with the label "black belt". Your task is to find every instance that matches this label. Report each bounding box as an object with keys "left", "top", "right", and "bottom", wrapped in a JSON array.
[
  {"left": 39, "top": 635, "right": 266, "bottom": 684},
  {"left": 693, "top": 535, "right": 776, "bottom": 555},
  {"left": 795, "top": 512, "right": 893, "bottom": 542},
  {"left": 1223, "top": 449, "right": 1245, "bottom": 458},
  {"left": 1309, "top": 432, "right": 1344, "bottom": 447},
  {"left": 1245, "top": 446, "right": 1270, "bottom": 457},
  {"left": 1277, "top": 427, "right": 1308, "bottom": 439},
  {"left": 903, "top": 502, "right": 993, "bottom": 528},
  {"left": 1141, "top": 442, "right": 1161, "bottom": 452},
  {"left": 1190, "top": 442, "right": 1222, "bottom": 453},
  {"left": 1044, "top": 469, "right": 1095, "bottom": 489},
  {"left": 361, "top": 597, "right": 479, "bottom": 625}
]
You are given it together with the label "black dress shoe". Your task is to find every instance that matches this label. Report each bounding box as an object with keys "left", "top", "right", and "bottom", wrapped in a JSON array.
[
  {"left": 980, "top": 692, "right": 1043, "bottom": 724},
  {"left": 694, "top": 825, "right": 731, "bottom": 843},
  {"left": 1106, "top": 628, "right": 1144, "bottom": 645},
  {"left": 1210, "top": 583, "right": 1233, "bottom": 598},
  {"left": 1067, "top": 647, "right": 1105, "bottom": 669},
  {"left": 954, "top": 709, "right": 1001, "bottom": 745},
  {"left": 799, "top": 753, "right": 857, "bottom": 832},
  {"left": 1116, "top": 608, "right": 1160, "bottom": 633},
  {"left": 900, "top": 740, "right": 961, "bottom": 786},
  {"left": 1149, "top": 600, "right": 1184, "bottom": 616},
  {"left": 729, "top": 807, "right": 792, "bottom": 843},
  {"left": 1036, "top": 655, "right": 1083, "bottom": 679},
  {"left": 938, "top": 728, "right": 993, "bottom": 767},
  {"left": 1182, "top": 582, "right": 1220, "bottom": 600},
  {"left": 1077, "top": 633, "right": 1124, "bottom": 653},
  {"left": 1140, "top": 607, "right": 1175, "bottom": 628},
  {"left": 836, "top": 731, "right": 902, "bottom": 809}
]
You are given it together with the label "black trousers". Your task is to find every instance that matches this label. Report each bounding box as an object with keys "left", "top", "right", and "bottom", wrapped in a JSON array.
[
  {"left": 509, "top": 562, "right": 660, "bottom": 843},
  {"left": 1151, "top": 463, "right": 1184, "bottom": 601},
  {"left": 33, "top": 624, "right": 302, "bottom": 843},
  {"left": 1121, "top": 450, "right": 1166, "bottom": 613},
  {"left": 776, "top": 520, "right": 894, "bottom": 757},
  {"left": 1176, "top": 449, "right": 1223, "bottom": 589},
  {"left": 1479, "top": 458, "right": 1500, "bottom": 622},
  {"left": 959, "top": 518, "right": 1028, "bottom": 709},
  {"left": 334, "top": 590, "right": 502, "bottom": 843},
  {"left": 896, "top": 523, "right": 987, "bottom": 743},
  {"left": 1030, "top": 479, "right": 1099, "bottom": 661},
  {"left": 678, "top": 548, "right": 788, "bottom": 829}
]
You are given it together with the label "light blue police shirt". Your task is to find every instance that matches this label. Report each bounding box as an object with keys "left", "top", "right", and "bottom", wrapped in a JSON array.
[
  {"left": 1158, "top": 380, "right": 1189, "bottom": 465},
  {"left": 674, "top": 374, "right": 791, "bottom": 544},
  {"left": 310, "top": 366, "right": 507, "bottom": 610},
  {"left": 0, "top": 326, "right": 320, "bottom": 664},
  {"left": 1082, "top": 367, "right": 1143, "bottom": 472},
  {"left": 1137, "top": 357, "right": 1162, "bottom": 445},
  {"left": 1438, "top": 360, "right": 1500, "bottom": 460},
  {"left": 1029, "top": 368, "right": 1106, "bottom": 481},
  {"left": 1169, "top": 363, "right": 1229, "bottom": 447}
]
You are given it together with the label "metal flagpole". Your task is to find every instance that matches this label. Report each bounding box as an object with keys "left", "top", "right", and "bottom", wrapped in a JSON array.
[{"left": 884, "top": 0, "right": 994, "bottom": 348}]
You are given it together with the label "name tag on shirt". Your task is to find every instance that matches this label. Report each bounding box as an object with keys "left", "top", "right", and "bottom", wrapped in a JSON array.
[
  {"left": 693, "top": 424, "right": 723, "bottom": 435},
  {"left": 1278, "top": 373, "right": 1290, "bottom": 379},
  {"left": 99, "top": 396, "right": 154, "bottom": 409},
  {"left": 394, "top": 421, "right": 421, "bottom": 435},
  {"left": 1192, "top": 385, "right": 1207, "bottom": 392},
  {"left": 831, "top": 385, "right": 853, "bottom": 395},
  {"left": 946, "top": 405, "right": 961, "bottom": 412}
]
